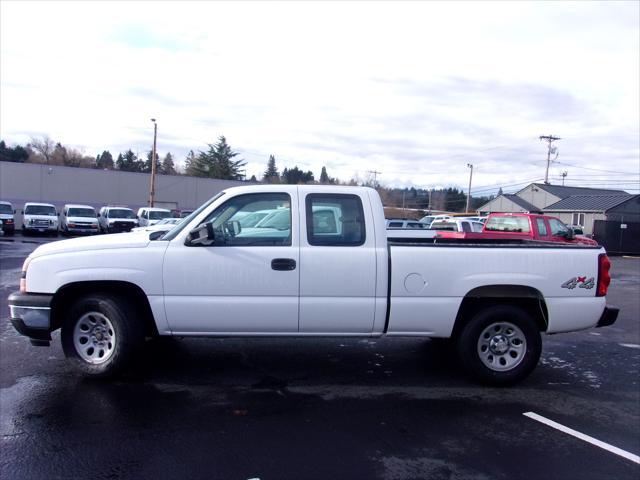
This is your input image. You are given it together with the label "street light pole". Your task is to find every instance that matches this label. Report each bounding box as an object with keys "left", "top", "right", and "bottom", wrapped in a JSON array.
[
  {"left": 465, "top": 163, "right": 473, "bottom": 213},
  {"left": 149, "top": 118, "right": 157, "bottom": 207}
]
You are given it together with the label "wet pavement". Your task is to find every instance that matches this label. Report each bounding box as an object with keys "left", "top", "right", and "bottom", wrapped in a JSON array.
[{"left": 1, "top": 238, "right": 638, "bottom": 480}]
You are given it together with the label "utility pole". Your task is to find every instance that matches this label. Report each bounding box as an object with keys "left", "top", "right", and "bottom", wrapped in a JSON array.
[
  {"left": 561, "top": 170, "right": 568, "bottom": 186},
  {"left": 540, "top": 134, "right": 561, "bottom": 184},
  {"left": 367, "top": 170, "right": 381, "bottom": 188},
  {"left": 465, "top": 163, "right": 473, "bottom": 213},
  {"left": 428, "top": 189, "right": 432, "bottom": 213},
  {"left": 149, "top": 118, "right": 158, "bottom": 207}
]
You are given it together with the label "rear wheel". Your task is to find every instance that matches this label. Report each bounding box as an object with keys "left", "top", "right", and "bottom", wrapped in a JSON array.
[
  {"left": 456, "top": 305, "right": 541, "bottom": 385},
  {"left": 61, "top": 294, "right": 144, "bottom": 377}
]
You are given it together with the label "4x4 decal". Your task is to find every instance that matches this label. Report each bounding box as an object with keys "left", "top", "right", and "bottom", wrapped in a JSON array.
[{"left": 561, "top": 277, "right": 595, "bottom": 290}]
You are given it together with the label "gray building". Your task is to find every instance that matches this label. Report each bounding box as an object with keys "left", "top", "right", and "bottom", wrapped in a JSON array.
[
  {"left": 0, "top": 161, "right": 246, "bottom": 228},
  {"left": 544, "top": 194, "right": 640, "bottom": 234}
]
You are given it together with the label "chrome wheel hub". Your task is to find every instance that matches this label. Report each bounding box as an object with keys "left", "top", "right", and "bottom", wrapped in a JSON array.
[
  {"left": 73, "top": 312, "right": 116, "bottom": 364},
  {"left": 477, "top": 322, "right": 526, "bottom": 372}
]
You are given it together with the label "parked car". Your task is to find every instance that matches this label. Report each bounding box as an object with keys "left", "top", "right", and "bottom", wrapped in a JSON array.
[
  {"left": 419, "top": 214, "right": 452, "bottom": 227},
  {"left": 437, "top": 213, "right": 598, "bottom": 245},
  {"left": 60, "top": 204, "right": 99, "bottom": 236},
  {"left": 9, "top": 185, "right": 617, "bottom": 386},
  {"left": 430, "top": 218, "right": 485, "bottom": 233},
  {"left": 386, "top": 219, "right": 428, "bottom": 229},
  {"left": 0, "top": 200, "right": 15, "bottom": 235},
  {"left": 98, "top": 206, "right": 138, "bottom": 233},
  {"left": 22, "top": 202, "right": 58, "bottom": 236},
  {"left": 131, "top": 217, "right": 182, "bottom": 233},
  {"left": 137, "top": 207, "right": 172, "bottom": 227}
]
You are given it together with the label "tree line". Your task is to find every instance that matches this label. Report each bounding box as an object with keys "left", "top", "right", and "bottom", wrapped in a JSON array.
[{"left": 1, "top": 135, "right": 492, "bottom": 212}]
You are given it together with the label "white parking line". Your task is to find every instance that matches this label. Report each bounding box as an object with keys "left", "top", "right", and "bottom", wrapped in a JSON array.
[
  {"left": 523, "top": 412, "right": 640, "bottom": 465},
  {"left": 619, "top": 343, "right": 640, "bottom": 349}
]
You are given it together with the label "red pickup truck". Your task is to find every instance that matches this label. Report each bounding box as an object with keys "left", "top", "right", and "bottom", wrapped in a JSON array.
[{"left": 437, "top": 213, "right": 598, "bottom": 245}]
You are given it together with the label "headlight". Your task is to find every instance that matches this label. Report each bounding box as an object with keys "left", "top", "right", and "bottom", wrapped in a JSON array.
[
  {"left": 29, "top": 219, "right": 34, "bottom": 225},
  {"left": 20, "top": 256, "right": 32, "bottom": 293}
]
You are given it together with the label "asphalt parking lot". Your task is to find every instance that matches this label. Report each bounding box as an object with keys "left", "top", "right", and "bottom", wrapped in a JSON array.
[{"left": 0, "top": 234, "right": 638, "bottom": 480}]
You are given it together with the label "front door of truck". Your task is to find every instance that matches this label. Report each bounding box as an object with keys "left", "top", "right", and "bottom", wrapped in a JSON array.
[{"left": 162, "top": 191, "right": 300, "bottom": 334}]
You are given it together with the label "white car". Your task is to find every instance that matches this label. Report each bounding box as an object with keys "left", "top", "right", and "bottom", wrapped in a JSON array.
[
  {"left": 22, "top": 202, "right": 58, "bottom": 236},
  {"left": 98, "top": 206, "right": 138, "bottom": 233},
  {"left": 9, "top": 185, "right": 618, "bottom": 386},
  {"left": 419, "top": 214, "right": 452, "bottom": 227},
  {"left": 430, "top": 218, "right": 485, "bottom": 233},
  {"left": 0, "top": 200, "right": 16, "bottom": 235},
  {"left": 131, "top": 217, "right": 182, "bottom": 233},
  {"left": 137, "top": 207, "right": 172, "bottom": 227},
  {"left": 61, "top": 204, "right": 99, "bottom": 235}
]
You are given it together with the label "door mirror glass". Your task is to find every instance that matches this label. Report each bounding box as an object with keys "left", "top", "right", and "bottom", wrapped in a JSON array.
[{"left": 224, "top": 220, "right": 242, "bottom": 237}]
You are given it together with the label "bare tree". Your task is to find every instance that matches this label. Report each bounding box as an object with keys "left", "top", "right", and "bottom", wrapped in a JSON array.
[{"left": 29, "top": 136, "right": 55, "bottom": 164}]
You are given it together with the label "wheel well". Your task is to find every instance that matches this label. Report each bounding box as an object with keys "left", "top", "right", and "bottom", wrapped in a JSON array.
[
  {"left": 451, "top": 285, "right": 549, "bottom": 339},
  {"left": 50, "top": 281, "right": 158, "bottom": 337}
]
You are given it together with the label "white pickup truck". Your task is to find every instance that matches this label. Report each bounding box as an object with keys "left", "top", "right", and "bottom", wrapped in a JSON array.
[{"left": 8, "top": 185, "right": 618, "bottom": 384}]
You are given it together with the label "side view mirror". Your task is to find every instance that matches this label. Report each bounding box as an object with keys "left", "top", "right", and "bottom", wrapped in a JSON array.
[
  {"left": 97, "top": 213, "right": 101, "bottom": 217},
  {"left": 185, "top": 223, "right": 215, "bottom": 246},
  {"left": 224, "top": 220, "right": 242, "bottom": 237},
  {"left": 566, "top": 229, "right": 575, "bottom": 240}
]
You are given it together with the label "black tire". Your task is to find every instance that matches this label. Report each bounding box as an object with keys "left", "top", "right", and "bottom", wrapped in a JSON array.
[
  {"left": 456, "top": 305, "right": 541, "bottom": 386},
  {"left": 61, "top": 294, "right": 144, "bottom": 378}
]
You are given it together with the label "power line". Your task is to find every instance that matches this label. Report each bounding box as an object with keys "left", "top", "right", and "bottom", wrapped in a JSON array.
[{"left": 553, "top": 160, "right": 638, "bottom": 175}]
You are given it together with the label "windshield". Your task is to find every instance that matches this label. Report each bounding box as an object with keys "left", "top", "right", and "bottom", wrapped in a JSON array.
[
  {"left": 68, "top": 208, "right": 96, "bottom": 218},
  {"left": 485, "top": 216, "right": 531, "bottom": 233},
  {"left": 162, "top": 192, "right": 225, "bottom": 241},
  {"left": 108, "top": 209, "right": 135, "bottom": 219},
  {"left": 24, "top": 205, "right": 56, "bottom": 216},
  {"left": 149, "top": 210, "right": 171, "bottom": 220},
  {"left": 0, "top": 204, "right": 12, "bottom": 215},
  {"left": 157, "top": 218, "right": 181, "bottom": 225}
]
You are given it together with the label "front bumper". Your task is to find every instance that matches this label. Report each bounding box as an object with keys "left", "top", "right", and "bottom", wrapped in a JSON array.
[
  {"left": 67, "top": 226, "right": 99, "bottom": 234},
  {"left": 8, "top": 292, "right": 53, "bottom": 345},
  {"left": 596, "top": 306, "right": 619, "bottom": 328},
  {"left": 24, "top": 225, "right": 57, "bottom": 232}
]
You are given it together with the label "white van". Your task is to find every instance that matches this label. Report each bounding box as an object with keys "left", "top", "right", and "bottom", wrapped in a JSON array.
[
  {"left": 98, "top": 206, "right": 138, "bottom": 233},
  {"left": 22, "top": 202, "right": 58, "bottom": 236},
  {"left": 136, "top": 207, "right": 172, "bottom": 227},
  {"left": 61, "top": 204, "right": 99, "bottom": 235},
  {"left": 0, "top": 201, "right": 16, "bottom": 235}
]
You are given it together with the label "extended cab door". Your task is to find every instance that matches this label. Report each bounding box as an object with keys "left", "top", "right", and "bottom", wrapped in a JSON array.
[
  {"left": 297, "top": 188, "right": 378, "bottom": 333},
  {"left": 162, "top": 189, "right": 300, "bottom": 334}
]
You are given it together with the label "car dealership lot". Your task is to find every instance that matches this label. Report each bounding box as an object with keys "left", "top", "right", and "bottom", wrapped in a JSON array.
[{"left": 0, "top": 238, "right": 638, "bottom": 480}]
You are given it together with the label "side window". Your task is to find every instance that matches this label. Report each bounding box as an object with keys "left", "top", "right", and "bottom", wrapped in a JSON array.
[
  {"left": 388, "top": 221, "right": 403, "bottom": 228},
  {"left": 461, "top": 221, "right": 471, "bottom": 232},
  {"left": 306, "top": 194, "right": 365, "bottom": 246},
  {"left": 549, "top": 218, "right": 569, "bottom": 236},
  {"left": 202, "top": 193, "right": 291, "bottom": 246},
  {"left": 536, "top": 218, "right": 548, "bottom": 236}
]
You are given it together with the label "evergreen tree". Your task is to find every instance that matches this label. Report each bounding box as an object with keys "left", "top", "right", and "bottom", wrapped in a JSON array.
[
  {"left": 116, "top": 150, "right": 143, "bottom": 172},
  {"left": 281, "top": 166, "right": 314, "bottom": 184},
  {"left": 143, "top": 151, "right": 161, "bottom": 173},
  {"left": 191, "top": 136, "right": 246, "bottom": 180},
  {"left": 95, "top": 150, "right": 114, "bottom": 169},
  {"left": 161, "top": 152, "right": 177, "bottom": 175},
  {"left": 320, "top": 166, "right": 330, "bottom": 184},
  {"left": 263, "top": 155, "right": 279, "bottom": 183},
  {"left": 0, "top": 141, "right": 29, "bottom": 163},
  {"left": 184, "top": 150, "right": 199, "bottom": 176}
]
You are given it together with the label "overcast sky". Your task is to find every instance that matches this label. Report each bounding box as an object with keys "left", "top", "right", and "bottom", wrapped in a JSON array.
[{"left": 1, "top": 1, "right": 638, "bottom": 195}]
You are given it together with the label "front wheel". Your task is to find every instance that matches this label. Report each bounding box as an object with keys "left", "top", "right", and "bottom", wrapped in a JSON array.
[
  {"left": 456, "top": 305, "right": 542, "bottom": 386},
  {"left": 61, "top": 294, "right": 143, "bottom": 377}
]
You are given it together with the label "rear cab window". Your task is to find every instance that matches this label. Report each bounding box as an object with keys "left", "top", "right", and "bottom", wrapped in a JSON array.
[
  {"left": 485, "top": 216, "right": 530, "bottom": 233},
  {"left": 305, "top": 194, "right": 365, "bottom": 246}
]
